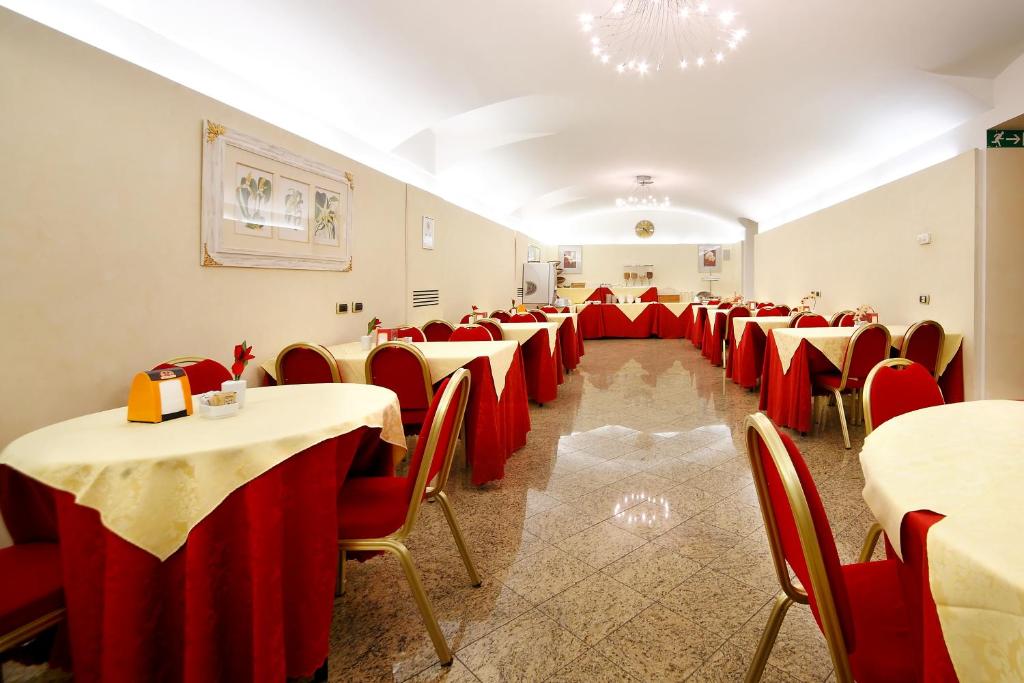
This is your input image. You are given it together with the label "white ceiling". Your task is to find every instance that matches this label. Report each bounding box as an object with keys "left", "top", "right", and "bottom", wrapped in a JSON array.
[{"left": 10, "top": 0, "right": 1024, "bottom": 243}]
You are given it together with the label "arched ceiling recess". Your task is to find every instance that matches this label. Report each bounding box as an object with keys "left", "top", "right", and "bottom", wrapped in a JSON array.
[{"left": 13, "top": 0, "right": 1024, "bottom": 246}]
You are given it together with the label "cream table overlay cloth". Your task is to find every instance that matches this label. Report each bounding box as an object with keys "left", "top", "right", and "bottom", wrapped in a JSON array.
[
  {"left": 555, "top": 286, "right": 659, "bottom": 304},
  {"left": 262, "top": 341, "right": 518, "bottom": 400},
  {"left": 691, "top": 304, "right": 714, "bottom": 322},
  {"left": 544, "top": 312, "right": 578, "bottom": 330},
  {"left": 0, "top": 384, "right": 406, "bottom": 560},
  {"left": 860, "top": 401, "right": 1024, "bottom": 682},
  {"left": 732, "top": 316, "right": 793, "bottom": 346},
  {"left": 495, "top": 322, "right": 559, "bottom": 356},
  {"left": 772, "top": 325, "right": 962, "bottom": 375}
]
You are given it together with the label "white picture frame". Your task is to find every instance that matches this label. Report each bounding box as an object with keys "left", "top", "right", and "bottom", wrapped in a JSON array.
[
  {"left": 697, "top": 244, "right": 722, "bottom": 273},
  {"left": 422, "top": 216, "right": 435, "bottom": 250},
  {"left": 558, "top": 245, "right": 582, "bottom": 274},
  {"left": 526, "top": 244, "right": 541, "bottom": 262},
  {"left": 201, "top": 120, "right": 353, "bottom": 271}
]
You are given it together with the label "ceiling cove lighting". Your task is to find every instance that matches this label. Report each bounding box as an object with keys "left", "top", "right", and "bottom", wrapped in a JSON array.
[
  {"left": 615, "top": 175, "right": 671, "bottom": 209},
  {"left": 579, "top": 0, "right": 748, "bottom": 77}
]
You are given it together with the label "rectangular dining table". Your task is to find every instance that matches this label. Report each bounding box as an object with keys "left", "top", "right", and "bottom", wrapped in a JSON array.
[
  {"left": 543, "top": 312, "right": 585, "bottom": 371},
  {"left": 575, "top": 302, "right": 693, "bottom": 339},
  {"left": 759, "top": 325, "right": 965, "bottom": 433},
  {"left": 261, "top": 340, "right": 531, "bottom": 484},
  {"left": 492, "top": 322, "right": 564, "bottom": 404},
  {"left": 0, "top": 384, "right": 406, "bottom": 683},
  {"left": 726, "top": 316, "right": 795, "bottom": 388}
]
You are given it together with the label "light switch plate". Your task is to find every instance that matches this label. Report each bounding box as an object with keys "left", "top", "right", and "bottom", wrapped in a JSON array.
[
  {"left": 336, "top": 302, "right": 349, "bottom": 314},
  {"left": 918, "top": 295, "right": 930, "bottom": 304}
]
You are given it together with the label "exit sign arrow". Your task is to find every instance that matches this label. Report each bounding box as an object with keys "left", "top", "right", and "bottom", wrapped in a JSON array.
[{"left": 988, "top": 130, "right": 1024, "bottom": 148}]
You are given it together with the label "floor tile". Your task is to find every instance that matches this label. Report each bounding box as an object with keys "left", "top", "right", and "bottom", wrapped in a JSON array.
[
  {"left": 601, "top": 543, "right": 703, "bottom": 600},
  {"left": 555, "top": 521, "right": 648, "bottom": 569},
  {"left": 456, "top": 610, "right": 586, "bottom": 683},
  {"left": 491, "top": 545, "right": 595, "bottom": 604},
  {"left": 538, "top": 572, "right": 650, "bottom": 645}
]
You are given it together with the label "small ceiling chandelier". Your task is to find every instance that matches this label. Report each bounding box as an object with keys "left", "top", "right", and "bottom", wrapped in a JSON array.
[
  {"left": 579, "top": 0, "right": 748, "bottom": 77},
  {"left": 616, "top": 175, "right": 670, "bottom": 209}
]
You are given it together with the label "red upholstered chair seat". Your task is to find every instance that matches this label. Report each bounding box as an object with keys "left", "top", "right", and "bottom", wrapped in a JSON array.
[
  {"left": 421, "top": 321, "right": 454, "bottom": 342},
  {"left": 337, "top": 477, "right": 409, "bottom": 540},
  {"left": 0, "top": 543, "right": 64, "bottom": 636},
  {"left": 153, "top": 358, "right": 232, "bottom": 394},
  {"left": 865, "top": 360, "right": 944, "bottom": 432},
  {"left": 842, "top": 561, "right": 915, "bottom": 683},
  {"left": 795, "top": 314, "right": 828, "bottom": 328}
]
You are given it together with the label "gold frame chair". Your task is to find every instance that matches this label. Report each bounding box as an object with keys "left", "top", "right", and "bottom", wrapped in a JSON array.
[
  {"left": 159, "top": 355, "right": 207, "bottom": 366},
  {"left": 898, "top": 320, "right": 945, "bottom": 379},
  {"left": 476, "top": 317, "right": 504, "bottom": 340},
  {"left": 788, "top": 311, "right": 808, "bottom": 327},
  {"left": 744, "top": 413, "right": 855, "bottom": 683},
  {"left": 0, "top": 607, "right": 65, "bottom": 658},
  {"left": 528, "top": 309, "right": 549, "bottom": 322},
  {"left": 829, "top": 310, "right": 854, "bottom": 327},
  {"left": 274, "top": 342, "right": 341, "bottom": 384},
  {"left": 813, "top": 323, "right": 891, "bottom": 449},
  {"left": 337, "top": 369, "right": 480, "bottom": 666},
  {"left": 855, "top": 357, "right": 928, "bottom": 563},
  {"left": 420, "top": 319, "right": 455, "bottom": 341},
  {"left": 365, "top": 340, "right": 434, "bottom": 404},
  {"left": 450, "top": 324, "right": 493, "bottom": 341}
]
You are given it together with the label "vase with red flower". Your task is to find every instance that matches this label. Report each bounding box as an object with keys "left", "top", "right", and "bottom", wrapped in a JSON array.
[{"left": 222, "top": 340, "right": 254, "bottom": 407}]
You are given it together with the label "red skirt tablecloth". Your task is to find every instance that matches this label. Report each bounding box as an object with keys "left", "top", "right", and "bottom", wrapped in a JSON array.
[
  {"left": 519, "top": 330, "right": 563, "bottom": 404},
  {"left": 0, "top": 428, "right": 392, "bottom": 683},
  {"left": 729, "top": 323, "right": 770, "bottom": 388},
  {"left": 578, "top": 304, "right": 691, "bottom": 340},
  {"left": 689, "top": 307, "right": 708, "bottom": 347},
  {"left": 758, "top": 333, "right": 966, "bottom": 433},
  {"left": 557, "top": 319, "right": 584, "bottom": 371},
  {"left": 701, "top": 311, "right": 730, "bottom": 366}
]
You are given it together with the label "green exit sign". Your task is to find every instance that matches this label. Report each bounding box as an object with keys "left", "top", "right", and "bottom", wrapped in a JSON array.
[{"left": 988, "top": 130, "right": 1024, "bottom": 148}]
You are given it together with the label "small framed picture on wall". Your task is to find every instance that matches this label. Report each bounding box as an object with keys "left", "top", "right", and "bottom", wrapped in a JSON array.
[
  {"left": 422, "top": 216, "right": 435, "bottom": 250},
  {"left": 558, "top": 245, "right": 582, "bottom": 273},
  {"left": 527, "top": 244, "right": 541, "bottom": 262},
  {"left": 697, "top": 244, "right": 722, "bottom": 273}
]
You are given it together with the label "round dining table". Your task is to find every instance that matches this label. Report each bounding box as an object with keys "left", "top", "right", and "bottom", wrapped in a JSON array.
[
  {"left": 0, "top": 383, "right": 406, "bottom": 683},
  {"left": 860, "top": 400, "right": 1024, "bottom": 682}
]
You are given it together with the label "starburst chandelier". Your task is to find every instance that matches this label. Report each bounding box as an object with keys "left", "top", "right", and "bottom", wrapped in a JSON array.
[
  {"left": 579, "top": 0, "right": 748, "bottom": 77},
  {"left": 615, "top": 175, "right": 670, "bottom": 209}
]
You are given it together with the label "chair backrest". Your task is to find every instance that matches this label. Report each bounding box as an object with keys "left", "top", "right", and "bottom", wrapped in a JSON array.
[
  {"left": 838, "top": 323, "right": 891, "bottom": 389},
  {"left": 717, "top": 302, "right": 733, "bottom": 310},
  {"left": 393, "top": 326, "right": 426, "bottom": 343},
  {"left": 459, "top": 314, "right": 473, "bottom": 324},
  {"left": 450, "top": 325, "right": 493, "bottom": 342},
  {"left": 724, "top": 306, "right": 750, "bottom": 343},
  {"left": 509, "top": 313, "right": 536, "bottom": 323},
  {"left": 395, "top": 369, "right": 472, "bottom": 537},
  {"left": 899, "top": 320, "right": 945, "bottom": 378},
  {"left": 862, "top": 359, "right": 944, "bottom": 434},
  {"left": 365, "top": 342, "right": 433, "bottom": 415},
  {"left": 529, "top": 310, "right": 549, "bottom": 322},
  {"left": 421, "top": 320, "right": 454, "bottom": 342},
  {"left": 829, "top": 310, "right": 854, "bottom": 327},
  {"left": 477, "top": 318, "right": 503, "bottom": 340},
  {"left": 758, "top": 305, "right": 788, "bottom": 317},
  {"left": 153, "top": 357, "right": 232, "bottom": 394},
  {"left": 757, "top": 302, "right": 774, "bottom": 309},
  {"left": 707, "top": 300, "right": 720, "bottom": 305},
  {"left": 559, "top": 306, "right": 571, "bottom": 313},
  {"left": 275, "top": 343, "right": 340, "bottom": 384},
  {"left": 540, "top": 306, "right": 558, "bottom": 313},
  {"left": 490, "top": 310, "right": 512, "bottom": 322},
  {"left": 794, "top": 313, "right": 828, "bottom": 328},
  {"left": 745, "top": 413, "right": 855, "bottom": 680}
]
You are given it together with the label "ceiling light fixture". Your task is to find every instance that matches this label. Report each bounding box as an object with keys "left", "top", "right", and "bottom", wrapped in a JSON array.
[
  {"left": 615, "top": 175, "right": 671, "bottom": 209},
  {"left": 580, "top": 0, "right": 748, "bottom": 77}
]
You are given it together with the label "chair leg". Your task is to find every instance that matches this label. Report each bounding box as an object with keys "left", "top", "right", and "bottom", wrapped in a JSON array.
[
  {"left": 335, "top": 549, "right": 347, "bottom": 597},
  {"left": 859, "top": 522, "right": 884, "bottom": 563},
  {"left": 832, "top": 388, "right": 851, "bottom": 449},
  {"left": 386, "top": 541, "right": 453, "bottom": 666},
  {"left": 745, "top": 593, "right": 793, "bottom": 683},
  {"left": 434, "top": 490, "right": 482, "bottom": 587}
]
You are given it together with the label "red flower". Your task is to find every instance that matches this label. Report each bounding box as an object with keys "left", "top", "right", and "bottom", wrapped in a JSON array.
[{"left": 232, "top": 340, "right": 254, "bottom": 380}]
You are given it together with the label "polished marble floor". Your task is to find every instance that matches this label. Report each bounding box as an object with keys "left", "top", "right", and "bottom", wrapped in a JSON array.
[{"left": 328, "top": 338, "right": 879, "bottom": 682}]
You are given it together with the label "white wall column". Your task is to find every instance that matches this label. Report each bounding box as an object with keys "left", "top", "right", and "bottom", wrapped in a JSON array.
[{"left": 738, "top": 217, "right": 757, "bottom": 298}]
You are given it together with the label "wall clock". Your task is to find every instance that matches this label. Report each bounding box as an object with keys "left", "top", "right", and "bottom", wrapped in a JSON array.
[{"left": 635, "top": 219, "right": 655, "bottom": 238}]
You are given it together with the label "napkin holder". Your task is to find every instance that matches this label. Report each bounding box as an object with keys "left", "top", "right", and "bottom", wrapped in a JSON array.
[{"left": 127, "top": 368, "right": 193, "bottom": 423}]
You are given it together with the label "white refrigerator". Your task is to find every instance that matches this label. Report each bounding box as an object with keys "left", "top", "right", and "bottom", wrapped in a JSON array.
[{"left": 522, "top": 262, "right": 555, "bottom": 305}]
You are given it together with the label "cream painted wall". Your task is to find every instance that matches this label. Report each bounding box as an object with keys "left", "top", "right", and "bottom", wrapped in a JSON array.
[
  {"left": 403, "top": 185, "right": 519, "bottom": 325},
  {"left": 982, "top": 147, "right": 1024, "bottom": 398},
  {"left": 0, "top": 10, "right": 519, "bottom": 447},
  {"left": 754, "top": 151, "right": 978, "bottom": 395},
  {"left": 541, "top": 243, "right": 744, "bottom": 297}
]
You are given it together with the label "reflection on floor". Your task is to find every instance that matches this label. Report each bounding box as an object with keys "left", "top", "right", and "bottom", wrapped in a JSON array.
[{"left": 329, "top": 338, "right": 878, "bottom": 682}]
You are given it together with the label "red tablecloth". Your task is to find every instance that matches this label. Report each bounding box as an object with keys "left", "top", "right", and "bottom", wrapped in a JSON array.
[
  {"left": 0, "top": 428, "right": 392, "bottom": 683},
  {"left": 689, "top": 307, "right": 708, "bottom": 347},
  {"left": 262, "top": 351, "right": 531, "bottom": 486},
  {"left": 577, "top": 303, "right": 691, "bottom": 340},
  {"left": 758, "top": 333, "right": 966, "bottom": 433},
  {"left": 580, "top": 286, "right": 657, "bottom": 303},
  {"left": 897, "top": 511, "right": 958, "bottom": 682},
  {"left": 728, "top": 322, "right": 770, "bottom": 388},
  {"left": 701, "top": 310, "right": 731, "bottom": 366},
  {"left": 517, "top": 330, "right": 564, "bottom": 405},
  {"left": 556, "top": 319, "right": 584, "bottom": 371}
]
